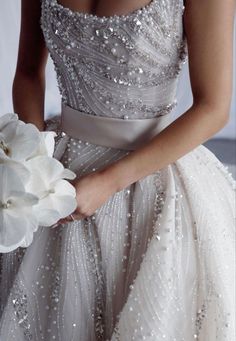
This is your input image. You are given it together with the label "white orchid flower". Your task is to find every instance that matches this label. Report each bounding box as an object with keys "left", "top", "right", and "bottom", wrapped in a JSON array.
[
  {"left": 0, "top": 119, "right": 41, "bottom": 162},
  {"left": 0, "top": 113, "right": 18, "bottom": 130},
  {"left": 0, "top": 164, "right": 39, "bottom": 253},
  {"left": 0, "top": 158, "right": 31, "bottom": 184},
  {"left": 28, "top": 130, "right": 57, "bottom": 159},
  {"left": 25, "top": 156, "right": 77, "bottom": 226}
]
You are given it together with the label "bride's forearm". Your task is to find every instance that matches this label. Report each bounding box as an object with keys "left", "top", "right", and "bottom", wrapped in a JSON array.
[
  {"left": 12, "top": 70, "right": 46, "bottom": 131},
  {"left": 102, "top": 0, "right": 235, "bottom": 194},
  {"left": 101, "top": 103, "right": 229, "bottom": 192}
]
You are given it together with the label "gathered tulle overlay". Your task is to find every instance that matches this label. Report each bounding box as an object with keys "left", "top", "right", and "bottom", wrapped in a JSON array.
[{"left": 0, "top": 0, "right": 235, "bottom": 340}]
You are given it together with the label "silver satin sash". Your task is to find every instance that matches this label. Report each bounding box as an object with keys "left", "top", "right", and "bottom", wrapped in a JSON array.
[{"left": 61, "top": 103, "right": 173, "bottom": 150}]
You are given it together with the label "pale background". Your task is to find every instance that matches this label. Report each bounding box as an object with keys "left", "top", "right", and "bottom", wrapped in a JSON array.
[{"left": 0, "top": 1, "right": 235, "bottom": 171}]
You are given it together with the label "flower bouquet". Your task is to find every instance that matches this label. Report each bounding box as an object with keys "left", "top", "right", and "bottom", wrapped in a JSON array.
[{"left": 0, "top": 113, "right": 77, "bottom": 253}]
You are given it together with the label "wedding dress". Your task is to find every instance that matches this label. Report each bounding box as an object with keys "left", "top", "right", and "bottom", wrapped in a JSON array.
[{"left": 0, "top": 0, "right": 235, "bottom": 340}]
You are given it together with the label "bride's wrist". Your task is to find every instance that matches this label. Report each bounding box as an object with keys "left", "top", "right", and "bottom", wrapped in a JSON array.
[
  {"left": 98, "top": 164, "right": 122, "bottom": 194},
  {"left": 99, "top": 158, "right": 136, "bottom": 194}
]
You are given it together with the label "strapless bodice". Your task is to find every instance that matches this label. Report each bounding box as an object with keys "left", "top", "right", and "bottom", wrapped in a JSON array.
[{"left": 40, "top": 0, "right": 187, "bottom": 120}]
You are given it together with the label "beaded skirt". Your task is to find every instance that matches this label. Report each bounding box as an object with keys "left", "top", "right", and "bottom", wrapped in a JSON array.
[{"left": 0, "top": 0, "right": 235, "bottom": 340}]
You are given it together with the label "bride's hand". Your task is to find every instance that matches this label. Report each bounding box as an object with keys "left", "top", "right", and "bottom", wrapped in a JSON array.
[{"left": 53, "top": 169, "right": 118, "bottom": 226}]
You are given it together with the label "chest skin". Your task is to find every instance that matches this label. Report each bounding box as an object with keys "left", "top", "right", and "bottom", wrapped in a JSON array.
[{"left": 57, "top": 0, "right": 153, "bottom": 17}]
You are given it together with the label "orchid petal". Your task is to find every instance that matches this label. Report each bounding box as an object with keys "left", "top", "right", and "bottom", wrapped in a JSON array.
[
  {"left": 50, "top": 195, "right": 77, "bottom": 218},
  {"left": 0, "top": 164, "right": 25, "bottom": 201},
  {"left": 1, "top": 121, "right": 41, "bottom": 161},
  {"left": 28, "top": 131, "right": 57, "bottom": 159},
  {"left": 53, "top": 179, "right": 76, "bottom": 197},
  {"left": 0, "top": 210, "right": 29, "bottom": 250},
  {"left": 60, "top": 168, "right": 77, "bottom": 180},
  {"left": 0, "top": 159, "right": 30, "bottom": 185},
  {"left": 24, "top": 170, "right": 48, "bottom": 198},
  {"left": 0, "top": 164, "right": 39, "bottom": 252},
  {"left": 41, "top": 131, "right": 57, "bottom": 157},
  {"left": 9, "top": 191, "right": 39, "bottom": 208},
  {"left": 34, "top": 206, "right": 61, "bottom": 226},
  {"left": 26, "top": 156, "right": 76, "bottom": 184},
  {"left": 0, "top": 113, "right": 18, "bottom": 130}
]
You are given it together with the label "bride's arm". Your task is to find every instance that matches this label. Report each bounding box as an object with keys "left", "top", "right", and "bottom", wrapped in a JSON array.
[
  {"left": 102, "top": 0, "right": 236, "bottom": 192},
  {"left": 12, "top": 0, "right": 48, "bottom": 131}
]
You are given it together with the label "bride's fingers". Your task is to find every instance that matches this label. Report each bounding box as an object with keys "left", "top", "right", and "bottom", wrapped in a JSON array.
[
  {"left": 68, "top": 177, "right": 78, "bottom": 187},
  {"left": 52, "top": 206, "right": 114, "bottom": 227},
  {"left": 71, "top": 213, "right": 87, "bottom": 220},
  {"left": 51, "top": 211, "right": 92, "bottom": 228}
]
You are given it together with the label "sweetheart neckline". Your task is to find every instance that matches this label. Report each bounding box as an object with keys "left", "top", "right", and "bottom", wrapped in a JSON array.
[{"left": 52, "top": 0, "right": 157, "bottom": 21}]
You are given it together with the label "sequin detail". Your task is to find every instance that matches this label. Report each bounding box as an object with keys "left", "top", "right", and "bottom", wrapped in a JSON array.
[
  {"left": 0, "top": 0, "right": 235, "bottom": 340},
  {"left": 11, "top": 280, "right": 33, "bottom": 340},
  {"left": 40, "top": 0, "right": 187, "bottom": 120}
]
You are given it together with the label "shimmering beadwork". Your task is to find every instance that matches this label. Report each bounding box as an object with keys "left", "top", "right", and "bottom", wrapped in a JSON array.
[
  {"left": 40, "top": 0, "right": 187, "bottom": 120},
  {"left": 0, "top": 1, "right": 235, "bottom": 340},
  {"left": 11, "top": 280, "right": 33, "bottom": 340}
]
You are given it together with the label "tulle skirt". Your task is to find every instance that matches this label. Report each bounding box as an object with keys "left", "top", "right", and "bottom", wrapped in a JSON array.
[{"left": 0, "top": 117, "right": 235, "bottom": 341}]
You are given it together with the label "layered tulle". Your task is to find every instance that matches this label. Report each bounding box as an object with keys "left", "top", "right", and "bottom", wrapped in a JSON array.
[{"left": 0, "top": 121, "right": 235, "bottom": 340}]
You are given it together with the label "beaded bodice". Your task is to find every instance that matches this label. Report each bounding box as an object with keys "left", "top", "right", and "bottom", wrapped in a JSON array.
[{"left": 41, "top": 0, "right": 187, "bottom": 119}]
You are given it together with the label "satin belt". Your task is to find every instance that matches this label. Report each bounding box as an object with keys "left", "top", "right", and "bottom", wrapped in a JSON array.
[{"left": 61, "top": 103, "right": 173, "bottom": 150}]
